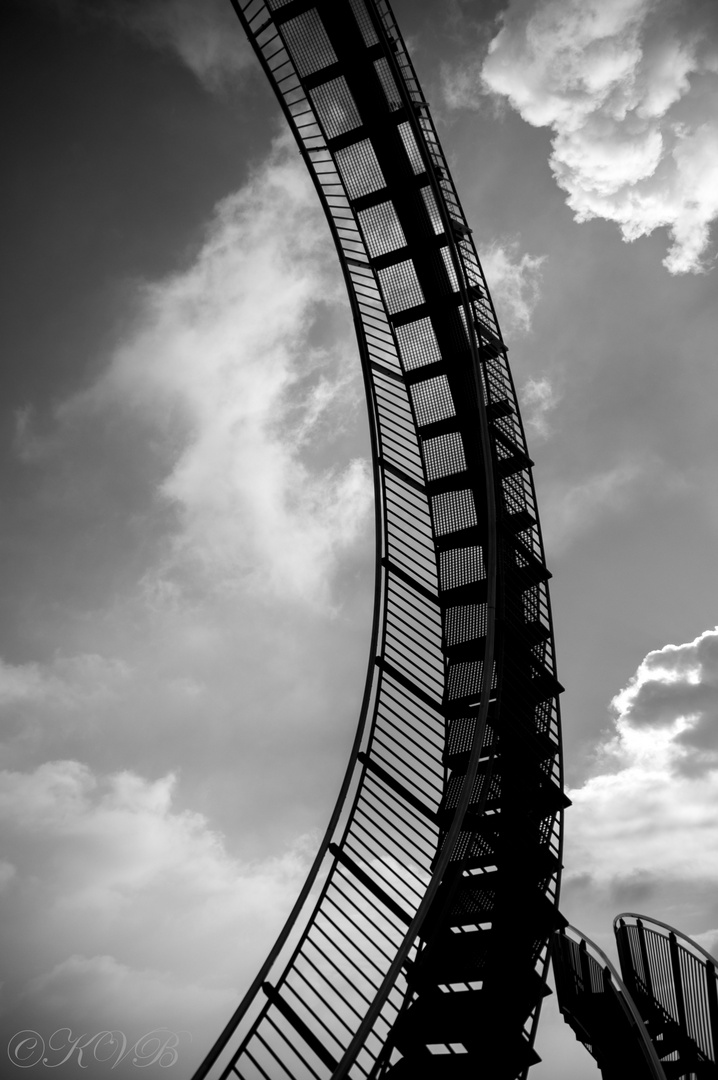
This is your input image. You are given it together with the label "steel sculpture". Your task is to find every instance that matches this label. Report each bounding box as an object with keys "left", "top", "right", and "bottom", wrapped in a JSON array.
[
  {"left": 194, "top": 2, "right": 566, "bottom": 1077},
  {"left": 552, "top": 925, "right": 667, "bottom": 1080},
  {"left": 615, "top": 913, "right": 718, "bottom": 1078}
]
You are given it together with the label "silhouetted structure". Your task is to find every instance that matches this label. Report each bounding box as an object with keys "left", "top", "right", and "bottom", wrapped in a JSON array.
[
  {"left": 194, "top": 2, "right": 565, "bottom": 1078},
  {"left": 553, "top": 916, "right": 718, "bottom": 1079},
  {"left": 616, "top": 913, "right": 718, "bottom": 1078},
  {"left": 552, "top": 924, "right": 667, "bottom": 1079}
]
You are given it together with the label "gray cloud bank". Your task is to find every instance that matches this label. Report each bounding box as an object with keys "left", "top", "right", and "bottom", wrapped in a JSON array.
[{"left": 0, "top": 134, "right": 372, "bottom": 1070}]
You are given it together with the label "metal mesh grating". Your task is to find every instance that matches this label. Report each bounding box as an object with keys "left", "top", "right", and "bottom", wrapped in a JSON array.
[
  {"left": 349, "top": 0, "right": 379, "bottom": 46},
  {"left": 374, "top": 57, "right": 402, "bottom": 111},
  {"left": 534, "top": 700, "right": 553, "bottom": 737},
  {"left": 441, "top": 246, "right": 460, "bottom": 292},
  {"left": 502, "top": 473, "right": 527, "bottom": 516},
  {"left": 398, "top": 121, "right": 424, "bottom": 174},
  {"left": 432, "top": 490, "right": 477, "bottom": 536},
  {"left": 445, "top": 604, "right": 488, "bottom": 646},
  {"left": 447, "top": 714, "right": 494, "bottom": 757},
  {"left": 452, "top": 883, "right": 496, "bottom": 918},
  {"left": 411, "top": 375, "right": 455, "bottom": 426},
  {"left": 452, "top": 829, "right": 496, "bottom": 863},
  {"left": 447, "top": 660, "right": 496, "bottom": 700},
  {"left": 522, "top": 587, "right": 539, "bottom": 622},
  {"left": 421, "top": 186, "right": 443, "bottom": 235},
  {"left": 395, "top": 317, "right": 441, "bottom": 370},
  {"left": 310, "top": 77, "right": 362, "bottom": 139},
  {"left": 378, "top": 259, "right": 424, "bottom": 314},
  {"left": 358, "top": 201, "right": 406, "bottom": 258},
  {"left": 335, "top": 138, "right": 386, "bottom": 199},
  {"left": 439, "top": 546, "right": 486, "bottom": 590},
  {"left": 281, "top": 10, "right": 338, "bottom": 78},
  {"left": 422, "top": 432, "right": 466, "bottom": 480}
]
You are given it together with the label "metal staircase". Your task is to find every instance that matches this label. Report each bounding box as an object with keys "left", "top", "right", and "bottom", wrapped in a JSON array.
[{"left": 194, "top": 3, "right": 565, "bottom": 1077}]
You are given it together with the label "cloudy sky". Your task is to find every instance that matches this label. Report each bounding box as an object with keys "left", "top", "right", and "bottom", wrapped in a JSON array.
[{"left": 2, "top": 1, "right": 718, "bottom": 1077}]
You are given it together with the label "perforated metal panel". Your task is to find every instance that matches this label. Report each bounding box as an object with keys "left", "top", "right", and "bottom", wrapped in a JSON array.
[
  {"left": 445, "top": 604, "right": 488, "bottom": 646},
  {"left": 358, "top": 202, "right": 406, "bottom": 257},
  {"left": 377, "top": 260, "right": 424, "bottom": 314},
  {"left": 349, "top": 0, "right": 379, "bottom": 46},
  {"left": 421, "top": 186, "right": 443, "bottom": 235},
  {"left": 310, "top": 77, "right": 362, "bottom": 138},
  {"left": 374, "top": 58, "right": 402, "bottom": 111},
  {"left": 410, "top": 375, "right": 455, "bottom": 427},
  {"left": 422, "top": 432, "right": 466, "bottom": 481},
  {"left": 397, "top": 121, "right": 424, "bottom": 175},
  {"left": 439, "top": 545, "right": 486, "bottom": 590},
  {"left": 432, "top": 489, "right": 477, "bottom": 536},
  {"left": 282, "top": 9, "right": 338, "bottom": 76},
  {"left": 335, "top": 139, "right": 387, "bottom": 199},
  {"left": 395, "top": 317, "right": 441, "bottom": 371}
]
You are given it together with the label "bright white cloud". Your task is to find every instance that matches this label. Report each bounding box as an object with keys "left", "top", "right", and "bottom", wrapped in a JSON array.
[
  {"left": 609, "top": 627, "right": 718, "bottom": 770},
  {"left": 478, "top": 240, "right": 546, "bottom": 333},
  {"left": 565, "top": 628, "right": 718, "bottom": 926},
  {"left": 519, "top": 375, "right": 559, "bottom": 439},
  {"left": 0, "top": 760, "right": 314, "bottom": 1072},
  {"left": 64, "top": 136, "right": 372, "bottom": 608},
  {"left": 453, "top": 0, "right": 718, "bottom": 273}
]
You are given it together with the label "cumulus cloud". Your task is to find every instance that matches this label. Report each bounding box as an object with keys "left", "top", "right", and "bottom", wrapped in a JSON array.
[
  {"left": 0, "top": 760, "right": 314, "bottom": 1074},
  {"left": 519, "top": 376, "right": 559, "bottom": 439},
  {"left": 610, "top": 627, "right": 718, "bottom": 771},
  {"left": 564, "top": 627, "right": 718, "bottom": 939},
  {"left": 454, "top": 0, "right": 718, "bottom": 273},
  {"left": 63, "top": 135, "right": 372, "bottom": 608},
  {"left": 478, "top": 239, "right": 546, "bottom": 333}
]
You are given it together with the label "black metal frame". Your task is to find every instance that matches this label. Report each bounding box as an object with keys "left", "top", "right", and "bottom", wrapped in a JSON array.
[
  {"left": 552, "top": 924, "right": 667, "bottom": 1080},
  {"left": 193, "top": 3, "right": 565, "bottom": 1077},
  {"left": 615, "top": 913, "right": 718, "bottom": 1078}
]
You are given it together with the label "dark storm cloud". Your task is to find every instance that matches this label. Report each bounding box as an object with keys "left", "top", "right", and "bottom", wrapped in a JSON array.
[{"left": 41, "top": 0, "right": 251, "bottom": 91}]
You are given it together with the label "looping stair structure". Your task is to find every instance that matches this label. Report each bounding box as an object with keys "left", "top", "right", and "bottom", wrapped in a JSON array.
[{"left": 194, "top": 2, "right": 566, "bottom": 1077}]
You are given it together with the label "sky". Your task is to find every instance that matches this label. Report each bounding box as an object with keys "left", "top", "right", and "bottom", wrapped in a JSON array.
[{"left": 2, "top": 1, "right": 718, "bottom": 1077}]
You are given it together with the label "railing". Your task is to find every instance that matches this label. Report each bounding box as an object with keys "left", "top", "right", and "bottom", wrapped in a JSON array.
[
  {"left": 616, "top": 913, "right": 718, "bottom": 1078},
  {"left": 193, "top": 2, "right": 565, "bottom": 1077},
  {"left": 552, "top": 925, "right": 667, "bottom": 1079}
]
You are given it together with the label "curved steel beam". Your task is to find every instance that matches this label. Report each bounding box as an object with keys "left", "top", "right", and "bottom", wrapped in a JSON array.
[{"left": 194, "top": 3, "right": 566, "bottom": 1078}]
